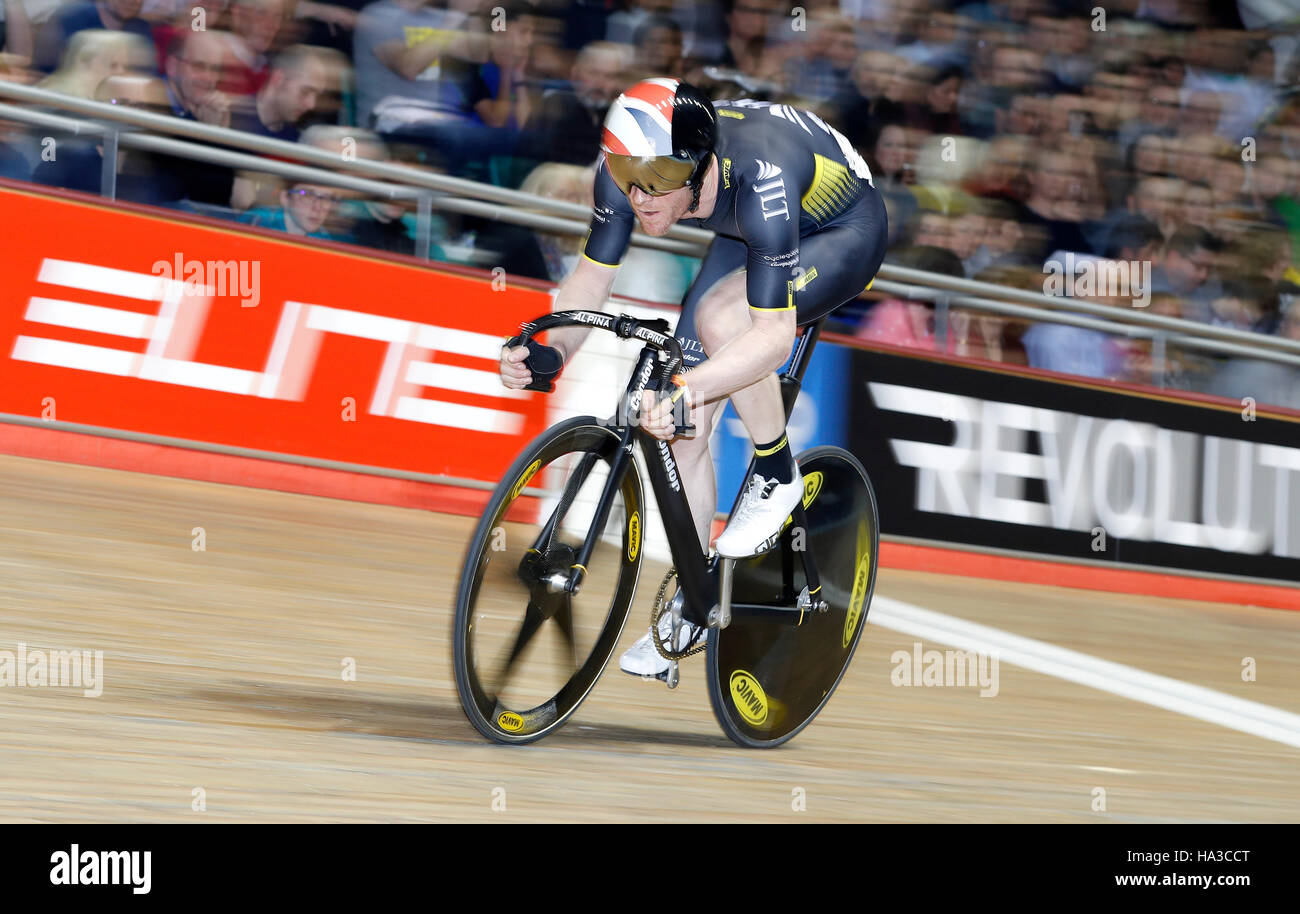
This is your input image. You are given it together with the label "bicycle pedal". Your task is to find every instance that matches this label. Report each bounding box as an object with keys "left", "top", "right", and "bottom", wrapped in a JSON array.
[{"left": 666, "top": 661, "right": 679, "bottom": 689}]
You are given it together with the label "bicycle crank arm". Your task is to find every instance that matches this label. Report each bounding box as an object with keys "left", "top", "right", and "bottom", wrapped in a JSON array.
[{"left": 706, "top": 557, "right": 735, "bottom": 630}]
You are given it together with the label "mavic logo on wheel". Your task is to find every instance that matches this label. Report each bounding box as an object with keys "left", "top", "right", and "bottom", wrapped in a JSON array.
[
  {"left": 627, "top": 511, "right": 641, "bottom": 562},
  {"left": 729, "top": 670, "right": 769, "bottom": 726},
  {"left": 510, "top": 459, "right": 541, "bottom": 502},
  {"left": 497, "top": 711, "right": 524, "bottom": 732},
  {"left": 844, "top": 551, "right": 870, "bottom": 648}
]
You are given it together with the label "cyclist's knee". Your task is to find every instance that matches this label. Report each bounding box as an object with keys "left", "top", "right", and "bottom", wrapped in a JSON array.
[{"left": 694, "top": 273, "right": 749, "bottom": 354}]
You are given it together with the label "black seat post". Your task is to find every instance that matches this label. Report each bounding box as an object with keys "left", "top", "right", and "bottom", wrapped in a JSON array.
[{"left": 780, "top": 319, "right": 824, "bottom": 421}]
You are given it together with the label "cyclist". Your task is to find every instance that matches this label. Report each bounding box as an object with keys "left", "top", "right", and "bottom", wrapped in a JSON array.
[{"left": 499, "top": 78, "right": 887, "bottom": 678}]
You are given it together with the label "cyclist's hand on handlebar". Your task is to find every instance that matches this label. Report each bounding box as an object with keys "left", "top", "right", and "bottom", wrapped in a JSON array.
[
  {"left": 499, "top": 344, "right": 533, "bottom": 389},
  {"left": 639, "top": 386, "right": 694, "bottom": 441}
]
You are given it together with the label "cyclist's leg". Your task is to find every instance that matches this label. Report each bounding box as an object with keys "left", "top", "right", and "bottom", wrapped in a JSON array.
[
  {"left": 671, "top": 236, "right": 748, "bottom": 550},
  {"left": 694, "top": 189, "right": 888, "bottom": 475}
]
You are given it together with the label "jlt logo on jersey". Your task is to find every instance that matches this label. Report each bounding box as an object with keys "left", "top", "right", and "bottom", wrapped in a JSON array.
[{"left": 752, "top": 159, "right": 789, "bottom": 222}]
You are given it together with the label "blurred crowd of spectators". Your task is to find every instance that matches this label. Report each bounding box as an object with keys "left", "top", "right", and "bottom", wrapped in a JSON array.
[{"left": 1, "top": 0, "right": 1299, "bottom": 405}]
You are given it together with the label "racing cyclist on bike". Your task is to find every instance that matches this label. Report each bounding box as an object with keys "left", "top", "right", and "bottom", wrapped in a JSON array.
[{"left": 499, "top": 78, "right": 887, "bottom": 679}]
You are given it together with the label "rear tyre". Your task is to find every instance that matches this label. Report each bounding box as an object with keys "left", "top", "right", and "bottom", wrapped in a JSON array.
[{"left": 706, "top": 446, "right": 879, "bottom": 748}]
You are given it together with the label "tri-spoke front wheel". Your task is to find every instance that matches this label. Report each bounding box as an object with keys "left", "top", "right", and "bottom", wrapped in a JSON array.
[{"left": 453, "top": 417, "right": 643, "bottom": 744}]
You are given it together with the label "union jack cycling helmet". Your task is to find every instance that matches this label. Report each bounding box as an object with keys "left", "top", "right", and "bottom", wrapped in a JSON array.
[{"left": 601, "top": 78, "right": 717, "bottom": 197}]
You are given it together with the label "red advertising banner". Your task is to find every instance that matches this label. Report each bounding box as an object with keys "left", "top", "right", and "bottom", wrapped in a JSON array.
[{"left": 0, "top": 183, "right": 552, "bottom": 480}]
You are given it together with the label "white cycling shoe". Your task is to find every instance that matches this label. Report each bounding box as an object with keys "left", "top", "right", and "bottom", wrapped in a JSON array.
[
  {"left": 619, "top": 610, "right": 703, "bottom": 679},
  {"left": 714, "top": 467, "right": 805, "bottom": 558}
]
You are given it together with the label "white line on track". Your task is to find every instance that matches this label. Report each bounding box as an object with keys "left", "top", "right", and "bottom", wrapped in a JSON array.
[{"left": 869, "top": 596, "right": 1300, "bottom": 751}]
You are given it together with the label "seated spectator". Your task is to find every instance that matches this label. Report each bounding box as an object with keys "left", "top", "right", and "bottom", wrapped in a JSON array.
[
  {"left": 1150, "top": 224, "right": 1222, "bottom": 323},
  {"left": 352, "top": 0, "right": 487, "bottom": 131},
  {"left": 1101, "top": 212, "right": 1162, "bottom": 263},
  {"left": 299, "top": 125, "right": 419, "bottom": 255},
  {"left": 471, "top": 2, "right": 540, "bottom": 131},
  {"left": 904, "top": 64, "right": 962, "bottom": 136},
  {"left": 1022, "top": 271, "right": 1129, "bottom": 382},
  {"left": 855, "top": 245, "right": 962, "bottom": 352},
  {"left": 962, "top": 197, "right": 1043, "bottom": 275},
  {"left": 164, "top": 29, "right": 233, "bottom": 126},
  {"left": 832, "top": 50, "right": 907, "bottom": 151},
  {"left": 1204, "top": 297, "right": 1300, "bottom": 409},
  {"left": 38, "top": 28, "right": 150, "bottom": 99},
  {"left": 861, "top": 119, "right": 918, "bottom": 246},
  {"left": 1207, "top": 277, "right": 1275, "bottom": 332},
  {"left": 1015, "top": 148, "right": 1098, "bottom": 261},
  {"left": 896, "top": 11, "right": 969, "bottom": 72},
  {"left": 525, "top": 40, "right": 629, "bottom": 167},
  {"left": 515, "top": 161, "right": 588, "bottom": 280},
  {"left": 149, "top": 0, "right": 230, "bottom": 74},
  {"left": 240, "top": 176, "right": 343, "bottom": 239},
  {"left": 1117, "top": 85, "right": 1180, "bottom": 160},
  {"left": 33, "top": 0, "right": 153, "bottom": 73},
  {"left": 632, "top": 13, "right": 683, "bottom": 78},
  {"left": 606, "top": 0, "right": 677, "bottom": 47},
  {"left": 31, "top": 74, "right": 204, "bottom": 205},
  {"left": 781, "top": 11, "right": 859, "bottom": 105},
  {"left": 219, "top": 0, "right": 291, "bottom": 96},
  {"left": 715, "top": 0, "right": 785, "bottom": 84},
  {"left": 961, "top": 43, "right": 1049, "bottom": 139},
  {"left": 229, "top": 44, "right": 326, "bottom": 141}
]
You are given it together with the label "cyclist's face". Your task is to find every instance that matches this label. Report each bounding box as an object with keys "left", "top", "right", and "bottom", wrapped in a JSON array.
[{"left": 625, "top": 182, "right": 692, "bottom": 236}]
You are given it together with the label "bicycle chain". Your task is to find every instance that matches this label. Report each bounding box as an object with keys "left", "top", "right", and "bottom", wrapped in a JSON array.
[{"left": 650, "top": 567, "right": 707, "bottom": 661}]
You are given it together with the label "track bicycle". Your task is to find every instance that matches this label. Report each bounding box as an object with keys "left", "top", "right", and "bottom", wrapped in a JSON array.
[{"left": 451, "top": 310, "right": 879, "bottom": 748}]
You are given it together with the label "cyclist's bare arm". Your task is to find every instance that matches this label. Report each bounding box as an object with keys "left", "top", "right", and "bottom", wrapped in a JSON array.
[
  {"left": 639, "top": 306, "right": 795, "bottom": 440},
  {"left": 499, "top": 256, "right": 618, "bottom": 389}
]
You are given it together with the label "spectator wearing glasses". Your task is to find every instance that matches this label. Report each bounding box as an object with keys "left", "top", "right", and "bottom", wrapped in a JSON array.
[
  {"left": 164, "top": 29, "right": 232, "bottom": 126},
  {"left": 240, "top": 179, "right": 342, "bottom": 239}
]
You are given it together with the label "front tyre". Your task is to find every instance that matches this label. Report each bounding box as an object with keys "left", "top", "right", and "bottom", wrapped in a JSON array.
[{"left": 453, "top": 417, "right": 643, "bottom": 744}]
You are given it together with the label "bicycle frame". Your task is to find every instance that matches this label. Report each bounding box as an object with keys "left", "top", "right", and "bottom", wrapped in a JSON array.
[{"left": 535, "top": 318, "right": 830, "bottom": 629}]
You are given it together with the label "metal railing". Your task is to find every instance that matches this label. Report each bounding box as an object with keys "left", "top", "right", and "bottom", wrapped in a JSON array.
[{"left": 3, "top": 80, "right": 1299, "bottom": 383}]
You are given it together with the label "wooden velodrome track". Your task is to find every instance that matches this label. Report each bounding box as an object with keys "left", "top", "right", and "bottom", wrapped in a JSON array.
[{"left": 1, "top": 452, "right": 1298, "bottom": 823}]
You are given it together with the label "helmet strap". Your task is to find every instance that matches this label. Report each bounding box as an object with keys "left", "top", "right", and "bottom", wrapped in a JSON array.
[{"left": 686, "top": 155, "right": 713, "bottom": 214}]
